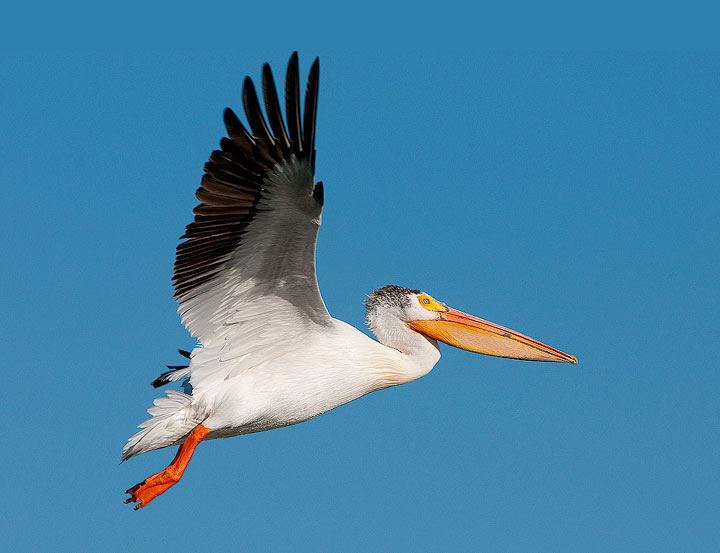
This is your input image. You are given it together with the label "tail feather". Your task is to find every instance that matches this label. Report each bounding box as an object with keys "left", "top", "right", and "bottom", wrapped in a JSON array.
[{"left": 122, "top": 390, "right": 195, "bottom": 461}]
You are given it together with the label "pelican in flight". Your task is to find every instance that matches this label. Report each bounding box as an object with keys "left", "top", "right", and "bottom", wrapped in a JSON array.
[{"left": 123, "top": 53, "right": 577, "bottom": 509}]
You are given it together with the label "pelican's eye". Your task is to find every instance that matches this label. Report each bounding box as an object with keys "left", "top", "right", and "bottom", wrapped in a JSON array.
[{"left": 417, "top": 294, "right": 444, "bottom": 312}]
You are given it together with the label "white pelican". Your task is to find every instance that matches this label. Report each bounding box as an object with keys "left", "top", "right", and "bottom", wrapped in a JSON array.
[{"left": 123, "top": 53, "right": 577, "bottom": 509}]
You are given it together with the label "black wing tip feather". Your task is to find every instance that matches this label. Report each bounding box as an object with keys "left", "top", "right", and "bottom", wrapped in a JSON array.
[
  {"left": 223, "top": 107, "right": 256, "bottom": 146},
  {"left": 313, "top": 181, "right": 324, "bottom": 205},
  {"left": 151, "top": 349, "right": 192, "bottom": 388},
  {"left": 261, "top": 63, "right": 291, "bottom": 152},
  {"left": 285, "top": 52, "right": 303, "bottom": 153},
  {"left": 303, "top": 57, "right": 320, "bottom": 160},
  {"left": 151, "top": 372, "right": 175, "bottom": 388},
  {"left": 151, "top": 366, "right": 189, "bottom": 388},
  {"left": 242, "top": 76, "right": 275, "bottom": 147},
  {"left": 174, "top": 53, "right": 320, "bottom": 301}
]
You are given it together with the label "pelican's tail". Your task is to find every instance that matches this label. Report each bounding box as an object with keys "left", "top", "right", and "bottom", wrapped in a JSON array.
[{"left": 122, "top": 390, "right": 196, "bottom": 461}]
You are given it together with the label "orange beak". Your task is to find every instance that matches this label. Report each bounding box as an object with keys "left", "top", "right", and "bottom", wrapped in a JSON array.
[{"left": 406, "top": 307, "right": 577, "bottom": 363}]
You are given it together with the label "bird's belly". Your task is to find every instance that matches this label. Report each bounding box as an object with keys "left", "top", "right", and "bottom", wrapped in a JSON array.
[{"left": 196, "top": 360, "right": 379, "bottom": 439}]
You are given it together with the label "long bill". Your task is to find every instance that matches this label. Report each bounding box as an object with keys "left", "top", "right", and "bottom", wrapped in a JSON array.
[{"left": 406, "top": 307, "right": 577, "bottom": 363}]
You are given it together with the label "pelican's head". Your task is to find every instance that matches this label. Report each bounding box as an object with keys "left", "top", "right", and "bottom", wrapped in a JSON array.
[{"left": 366, "top": 285, "right": 577, "bottom": 364}]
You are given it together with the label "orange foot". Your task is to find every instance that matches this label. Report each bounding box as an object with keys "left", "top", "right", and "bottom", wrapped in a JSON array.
[
  {"left": 125, "top": 468, "right": 181, "bottom": 509},
  {"left": 124, "top": 423, "right": 210, "bottom": 510}
]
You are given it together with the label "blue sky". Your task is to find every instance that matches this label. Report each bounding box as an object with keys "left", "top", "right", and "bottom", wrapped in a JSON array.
[{"left": 2, "top": 3, "right": 719, "bottom": 552}]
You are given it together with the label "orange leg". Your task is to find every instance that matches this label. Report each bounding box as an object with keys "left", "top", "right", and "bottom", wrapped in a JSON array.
[{"left": 125, "top": 423, "right": 211, "bottom": 510}]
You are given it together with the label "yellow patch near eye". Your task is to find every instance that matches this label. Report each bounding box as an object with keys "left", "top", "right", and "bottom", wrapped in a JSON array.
[{"left": 417, "top": 295, "right": 446, "bottom": 312}]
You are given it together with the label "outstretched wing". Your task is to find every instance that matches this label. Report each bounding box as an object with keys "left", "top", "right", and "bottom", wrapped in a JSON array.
[{"left": 174, "top": 53, "right": 330, "bottom": 351}]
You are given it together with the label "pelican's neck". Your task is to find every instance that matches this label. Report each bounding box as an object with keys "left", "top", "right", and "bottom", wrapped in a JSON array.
[{"left": 367, "top": 310, "right": 442, "bottom": 386}]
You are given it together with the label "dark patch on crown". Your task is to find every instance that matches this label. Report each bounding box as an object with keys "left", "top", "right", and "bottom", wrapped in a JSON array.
[{"left": 365, "top": 285, "right": 423, "bottom": 313}]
